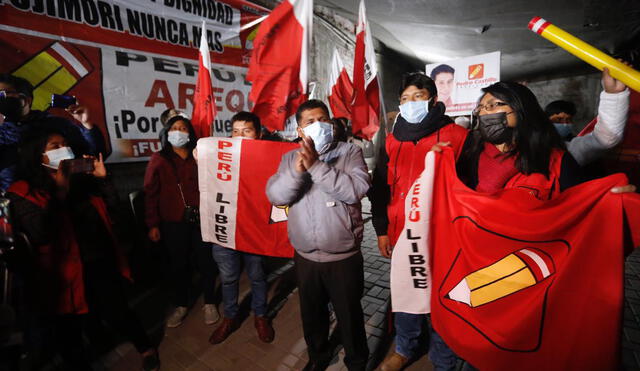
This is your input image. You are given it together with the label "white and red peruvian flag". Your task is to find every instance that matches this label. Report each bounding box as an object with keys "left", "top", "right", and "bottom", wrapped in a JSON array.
[
  {"left": 327, "top": 48, "right": 355, "bottom": 120},
  {"left": 246, "top": 0, "right": 312, "bottom": 131},
  {"left": 352, "top": 0, "right": 380, "bottom": 140},
  {"left": 197, "top": 137, "right": 298, "bottom": 257},
  {"left": 191, "top": 20, "right": 216, "bottom": 138}
]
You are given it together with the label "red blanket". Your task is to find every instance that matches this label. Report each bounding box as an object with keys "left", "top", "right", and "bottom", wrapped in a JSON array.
[{"left": 429, "top": 148, "right": 640, "bottom": 370}]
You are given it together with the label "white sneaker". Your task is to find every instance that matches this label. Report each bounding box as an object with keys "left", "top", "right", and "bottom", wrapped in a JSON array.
[
  {"left": 166, "top": 306, "right": 188, "bottom": 328},
  {"left": 203, "top": 304, "right": 220, "bottom": 325}
]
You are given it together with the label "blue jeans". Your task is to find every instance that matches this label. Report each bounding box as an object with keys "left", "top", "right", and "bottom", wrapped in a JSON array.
[
  {"left": 394, "top": 312, "right": 457, "bottom": 371},
  {"left": 211, "top": 244, "right": 268, "bottom": 318}
]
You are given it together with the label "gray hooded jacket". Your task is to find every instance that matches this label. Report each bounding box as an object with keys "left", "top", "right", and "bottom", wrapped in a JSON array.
[{"left": 266, "top": 142, "right": 371, "bottom": 262}]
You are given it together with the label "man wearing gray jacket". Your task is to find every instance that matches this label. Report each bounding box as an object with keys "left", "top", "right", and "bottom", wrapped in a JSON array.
[{"left": 266, "top": 100, "right": 371, "bottom": 371}]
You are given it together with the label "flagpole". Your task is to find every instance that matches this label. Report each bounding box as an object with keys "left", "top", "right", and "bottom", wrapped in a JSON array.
[
  {"left": 370, "top": 61, "right": 387, "bottom": 174},
  {"left": 369, "top": 21, "right": 387, "bottom": 174},
  {"left": 376, "top": 66, "right": 388, "bottom": 135},
  {"left": 192, "top": 19, "right": 216, "bottom": 138}
]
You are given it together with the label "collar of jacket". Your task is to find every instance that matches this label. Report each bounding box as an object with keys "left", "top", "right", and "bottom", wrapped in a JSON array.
[{"left": 319, "top": 141, "right": 343, "bottom": 164}]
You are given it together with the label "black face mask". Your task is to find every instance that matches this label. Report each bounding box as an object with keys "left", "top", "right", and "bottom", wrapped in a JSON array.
[
  {"left": 477, "top": 112, "right": 515, "bottom": 144},
  {"left": 0, "top": 96, "right": 25, "bottom": 122}
]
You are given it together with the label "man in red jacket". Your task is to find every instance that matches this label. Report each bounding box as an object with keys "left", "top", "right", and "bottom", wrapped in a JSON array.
[{"left": 370, "top": 73, "right": 467, "bottom": 371}]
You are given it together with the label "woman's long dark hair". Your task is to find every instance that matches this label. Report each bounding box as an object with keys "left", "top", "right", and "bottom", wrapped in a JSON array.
[
  {"left": 159, "top": 115, "right": 198, "bottom": 160},
  {"left": 15, "top": 125, "right": 70, "bottom": 195},
  {"left": 465, "top": 82, "right": 566, "bottom": 176}
]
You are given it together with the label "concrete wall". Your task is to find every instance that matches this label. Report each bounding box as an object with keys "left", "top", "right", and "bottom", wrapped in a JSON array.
[{"left": 309, "top": 12, "right": 355, "bottom": 104}]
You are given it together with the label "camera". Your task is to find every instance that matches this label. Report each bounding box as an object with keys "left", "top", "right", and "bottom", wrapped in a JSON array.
[
  {"left": 183, "top": 206, "right": 200, "bottom": 224},
  {"left": 60, "top": 158, "right": 95, "bottom": 174},
  {"left": 50, "top": 94, "right": 77, "bottom": 109}
]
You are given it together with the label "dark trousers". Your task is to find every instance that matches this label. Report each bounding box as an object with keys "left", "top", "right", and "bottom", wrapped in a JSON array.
[
  {"left": 83, "top": 260, "right": 152, "bottom": 353},
  {"left": 27, "top": 260, "right": 152, "bottom": 370},
  {"left": 211, "top": 243, "right": 268, "bottom": 318},
  {"left": 51, "top": 314, "right": 91, "bottom": 371},
  {"left": 161, "top": 221, "right": 217, "bottom": 306},
  {"left": 23, "top": 314, "right": 90, "bottom": 371},
  {"left": 294, "top": 252, "right": 369, "bottom": 371}
]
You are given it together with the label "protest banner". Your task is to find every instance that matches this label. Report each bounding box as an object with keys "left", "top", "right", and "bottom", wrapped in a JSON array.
[
  {"left": 197, "top": 137, "right": 297, "bottom": 258},
  {"left": 0, "top": 0, "right": 268, "bottom": 162}
]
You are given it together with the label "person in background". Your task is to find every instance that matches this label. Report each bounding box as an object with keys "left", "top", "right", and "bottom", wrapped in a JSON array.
[
  {"left": 266, "top": 100, "right": 370, "bottom": 371},
  {"left": 0, "top": 74, "right": 105, "bottom": 191},
  {"left": 208, "top": 111, "right": 275, "bottom": 345},
  {"left": 332, "top": 117, "right": 351, "bottom": 142},
  {"left": 545, "top": 67, "right": 630, "bottom": 166},
  {"left": 260, "top": 126, "right": 284, "bottom": 141},
  {"left": 160, "top": 108, "right": 188, "bottom": 126},
  {"left": 430, "top": 64, "right": 455, "bottom": 108},
  {"left": 143, "top": 116, "right": 219, "bottom": 328},
  {"left": 545, "top": 100, "right": 576, "bottom": 140},
  {"left": 6, "top": 125, "right": 159, "bottom": 371}
]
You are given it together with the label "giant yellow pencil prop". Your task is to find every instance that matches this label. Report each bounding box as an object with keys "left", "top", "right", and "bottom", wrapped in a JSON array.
[{"left": 528, "top": 17, "right": 640, "bottom": 93}]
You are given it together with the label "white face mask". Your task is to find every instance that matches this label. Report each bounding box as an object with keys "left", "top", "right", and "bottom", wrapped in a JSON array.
[
  {"left": 43, "top": 146, "right": 74, "bottom": 169},
  {"left": 168, "top": 131, "right": 190, "bottom": 148},
  {"left": 302, "top": 121, "right": 334, "bottom": 152},
  {"left": 399, "top": 100, "right": 430, "bottom": 124}
]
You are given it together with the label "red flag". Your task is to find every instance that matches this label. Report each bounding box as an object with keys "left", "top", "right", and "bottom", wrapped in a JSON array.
[
  {"left": 191, "top": 21, "right": 216, "bottom": 138},
  {"left": 246, "top": 0, "right": 312, "bottom": 131},
  {"left": 352, "top": 0, "right": 380, "bottom": 140},
  {"left": 197, "top": 138, "right": 298, "bottom": 258},
  {"left": 420, "top": 148, "right": 640, "bottom": 370},
  {"left": 327, "top": 49, "right": 354, "bottom": 120}
]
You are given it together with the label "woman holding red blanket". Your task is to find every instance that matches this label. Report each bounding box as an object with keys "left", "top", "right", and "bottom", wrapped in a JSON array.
[
  {"left": 432, "top": 70, "right": 635, "bottom": 370},
  {"left": 6, "top": 125, "right": 159, "bottom": 370}
]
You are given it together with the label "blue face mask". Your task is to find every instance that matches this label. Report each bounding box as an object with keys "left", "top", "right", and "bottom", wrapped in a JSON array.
[
  {"left": 168, "top": 131, "right": 190, "bottom": 148},
  {"left": 302, "top": 121, "right": 334, "bottom": 152},
  {"left": 399, "top": 100, "right": 430, "bottom": 124},
  {"left": 553, "top": 123, "right": 573, "bottom": 139}
]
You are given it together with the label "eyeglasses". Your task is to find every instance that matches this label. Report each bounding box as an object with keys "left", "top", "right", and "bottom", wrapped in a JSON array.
[{"left": 473, "top": 101, "right": 509, "bottom": 115}]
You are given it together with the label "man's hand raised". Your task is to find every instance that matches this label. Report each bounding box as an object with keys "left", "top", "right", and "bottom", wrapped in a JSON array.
[
  {"left": 299, "top": 137, "right": 319, "bottom": 170},
  {"left": 294, "top": 151, "right": 306, "bottom": 173}
]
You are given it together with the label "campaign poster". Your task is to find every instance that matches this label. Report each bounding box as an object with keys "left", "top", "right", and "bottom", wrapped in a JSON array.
[{"left": 426, "top": 51, "right": 501, "bottom": 116}]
